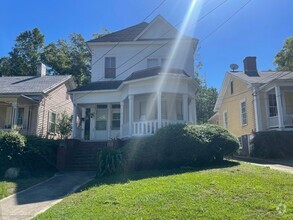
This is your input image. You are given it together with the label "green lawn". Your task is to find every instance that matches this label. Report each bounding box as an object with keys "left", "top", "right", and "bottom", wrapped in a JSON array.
[
  {"left": 35, "top": 162, "right": 293, "bottom": 219},
  {"left": 0, "top": 174, "right": 53, "bottom": 199}
]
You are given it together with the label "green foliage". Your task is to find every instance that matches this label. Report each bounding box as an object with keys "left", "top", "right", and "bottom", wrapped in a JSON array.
[
  {"left": 251, "top": 131, "right": 293, "bottom": 159},
  {"left": 41, "top": 33, "right": 91, "bottom": 86},
  {"left": 97, "top": 148, "right": 124, "bottom": 177},
  {"left": 57, "top": 111, "right": 72, "bottom": 139},
  {"left": 123, "top": 124, "right": 239, "bottom": 171},
  {"left": 0, "top": 131, "right": 26, "bottom": 167},
  {"left": 0, "top": 28, "right": 44, "bottom": 76},
  {"left": 0, "top": 131, "right": 58, "bottom": 176},
  {"left": 274, "top": 36, "right": 293, "bottom": 71}
]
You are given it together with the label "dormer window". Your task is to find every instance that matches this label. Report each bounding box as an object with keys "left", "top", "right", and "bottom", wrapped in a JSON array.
[
  {"left": 147, "top": 58, "right": 159, "bottom": 68},
  {"left": 230, "top": 81, "right": 234, "bottom": 94},
  {"left": 105, "top": 57, "right": 116, "bottom": 78}
]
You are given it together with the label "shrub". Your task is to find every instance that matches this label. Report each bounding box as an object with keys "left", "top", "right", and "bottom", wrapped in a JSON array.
[
  {"left": 251, "top": 131, "right": 293, "bottom": 159},
  {"left": 122, "top": 124, "right": 239, "bottom": 171},
  {"left": 56, "top": 111, "right": 72, "bottom": 139},
  {"left": 97, "top": 147, "right": 124, "bottom": 177},
  {"left": 0, "top": 131, "right": 26, "bottom": 168}
]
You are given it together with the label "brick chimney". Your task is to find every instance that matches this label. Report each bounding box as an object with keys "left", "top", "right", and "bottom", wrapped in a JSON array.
[
  {"left": 37, "top": 63, "right": 46, "bottom": 77},
  {"left": 243, "top": 56, "right": 259, "bottom": 77}
]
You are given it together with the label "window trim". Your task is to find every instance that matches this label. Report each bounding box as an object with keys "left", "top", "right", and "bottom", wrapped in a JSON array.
[
  {"left": 105, "top": 57, "right": 116, "bottom": 79},
  {"left": 268, "top": 93, "right": 278, "bottom": 117},
  {"left": 240, "top": 99, "right": 248, "bottom": 126},
  {"left": 48, "top": 110, "right": 57, "bottom": 134}
]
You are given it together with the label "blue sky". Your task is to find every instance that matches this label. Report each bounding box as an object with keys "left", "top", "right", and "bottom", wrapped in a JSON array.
[{"left": 0, "top": 0, "right": 292, "bottom": 90}]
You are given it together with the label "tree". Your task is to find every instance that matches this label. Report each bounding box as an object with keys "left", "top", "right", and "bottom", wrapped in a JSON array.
[
  {"left": 56, "top": 111, "right": 72, "bottom": 139},
  {"left": 0, "top": 28, "right": 45, "bottom": 76},
  {"left": 274, "top": 37, "right": 293, "bottom": 71},
  {"left": 41, "top": 33, "right": 91, "bottom": 86},
  {"left": 194, "top": 61, "right": 218, "bottom": 124}
]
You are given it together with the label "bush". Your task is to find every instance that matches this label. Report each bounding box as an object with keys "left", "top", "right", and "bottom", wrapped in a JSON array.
[
  {"left": 122, "top": 124, "right": 239, "bottom": 171},
  {"left": 251, "top": 131, "right": 293, "bottom": 159},
  {"left": 0, "top": 131, "right": 26, "bottom": 168},
  {"left": 0, "top": 132, "right": 59, "bottom": 177},
  {"left": 97, "top": 147, "right": 124, "bottom": 177}
]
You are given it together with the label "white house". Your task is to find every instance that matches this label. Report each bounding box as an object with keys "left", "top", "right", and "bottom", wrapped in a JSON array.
[{"left": 70, "top": 15, "right": 199, "bottom": 141}]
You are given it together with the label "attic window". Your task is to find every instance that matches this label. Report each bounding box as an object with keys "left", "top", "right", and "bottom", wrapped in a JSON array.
[
  {"left": 105, "top": 57, "right": 116, "bottom": 78},
  {"left": 230, "top": 81, "right": 234, "bottom": 94}
]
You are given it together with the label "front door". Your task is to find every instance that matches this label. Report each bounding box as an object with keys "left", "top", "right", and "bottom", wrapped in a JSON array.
[{"left": 84, "top": 108, "right": 91, "bottom": 140}]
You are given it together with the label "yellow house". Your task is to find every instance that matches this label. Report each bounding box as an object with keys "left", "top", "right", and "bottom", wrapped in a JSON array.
[{"left": 210, "top": 57, "right": 293, "bottom": 155}]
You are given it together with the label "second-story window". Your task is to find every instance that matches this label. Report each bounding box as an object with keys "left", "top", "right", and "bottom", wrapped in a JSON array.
[
  {"left": 105, "top": 57, "right": 116, "bottom": 78},
  {"left": 147, "top": 58, "right": 159, "bottom": 68}
]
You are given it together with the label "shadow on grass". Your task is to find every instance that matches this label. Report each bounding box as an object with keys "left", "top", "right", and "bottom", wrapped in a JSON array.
[{"left": 79, "top": 160, "right": 240, "bottom": 192}]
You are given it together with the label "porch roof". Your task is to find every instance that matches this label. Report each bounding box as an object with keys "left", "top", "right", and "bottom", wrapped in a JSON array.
[{"left": 70, "top": 80, "right": 123, "bottom": 92}]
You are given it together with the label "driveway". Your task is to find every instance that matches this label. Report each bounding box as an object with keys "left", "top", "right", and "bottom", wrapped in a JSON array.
[{"left": 0, "top": 172, "right": 95, "bottom": 220}]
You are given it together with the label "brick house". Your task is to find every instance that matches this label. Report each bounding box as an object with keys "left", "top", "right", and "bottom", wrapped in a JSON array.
[{"left": 0, "top": 63, "right": 75, "bottom": 137}]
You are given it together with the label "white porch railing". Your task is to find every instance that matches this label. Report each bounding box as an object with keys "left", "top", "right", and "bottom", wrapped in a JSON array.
[
  {"left": 132, "top": 120, "right": 185, "bottom": 136},
  {"left": 284, "top": 115, "right": 293, "bottom": 127},
  {"left": 268, "top": 115, "right": 293, "bottom": 128},
  {"left": 268, "top": 116, "right": 279, "bottom": 128}
]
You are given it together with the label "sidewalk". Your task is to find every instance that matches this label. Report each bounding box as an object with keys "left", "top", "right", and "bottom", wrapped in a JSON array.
[
  {"left": 233, "top": 156, "right": 293, "bottom": 174},
  {"left": 0, "top": 172, "right": 95, "bottom": 220}
]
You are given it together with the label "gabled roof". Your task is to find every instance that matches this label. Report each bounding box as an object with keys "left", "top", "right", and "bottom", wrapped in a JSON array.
[
  {"left": 125, "top": 66, "right": 189, "bottom": 81},
  {"left": 230, "top": 71, "right": 293, "bottom": 84},
  {"left": 0, "top": 75, "right": 72, "bottom": 95},
  {"left": 70, "top": 80, "right": 123, "bottom": 92},
  {"left": 214, "top": 70, "right": 293, "bottom": 112},
  {"left": 87, "top": 22, "right": 149, "bottom": 43}
]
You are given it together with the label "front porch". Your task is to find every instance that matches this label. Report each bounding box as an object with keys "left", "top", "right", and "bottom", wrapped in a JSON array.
[
  {"left": 72, "top": 92, "right": 197, "bottom": 141},
  {"left": 265, "top": 86, "right": 293, "bottom": 129}
]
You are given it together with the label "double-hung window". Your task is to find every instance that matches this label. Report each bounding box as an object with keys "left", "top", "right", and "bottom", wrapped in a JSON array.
[
  {"left": 240, "top": 100, "right": 247, "bottom": 126},
  {"left": 176, "top": 100, "right": 183, "bottom": 120},
  {"left": 48, "top": 111, "right": 57, "bottom": 133},
  {"left": 223, "top": 111, "right": 228, "bottom": 128},
  {"left": 111, "top": 104, "right": 120, "bottom": 130},
  {"left": 268, "top": 94, "right": 278, "bottom": 117},
  {"left": 17, "top": 108, "right": 25, "bottom": 126},
  {"left": 96, "top": 105, "right": 107, "bottom": 130},
  {"left": 105, "top": 57, "right": 116, "bottom": 78}
]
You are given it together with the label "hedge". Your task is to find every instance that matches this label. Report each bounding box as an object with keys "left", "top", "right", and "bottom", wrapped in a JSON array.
[
  {"left": 121, "top": 124, "right": 239, "bottom": 171},
  {"left": 0, "top": 132, "right": 59, "bottom": 177},
  {"left": 251, "top": 131, "right": 293, "bottom": 159}
]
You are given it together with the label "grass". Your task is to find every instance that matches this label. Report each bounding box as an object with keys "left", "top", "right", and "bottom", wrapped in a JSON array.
[
  {"left": 0, "top": 173, "right": 54, "bottom": 199},
  {"left": 35, "top": 162, "right": 293, "bottom": 219}
]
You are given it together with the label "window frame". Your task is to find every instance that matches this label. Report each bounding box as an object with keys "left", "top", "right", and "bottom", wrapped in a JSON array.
[
  {"left": 111, "top": 104, "right": 120, "bottom": 130},
  {"left": 48, "top": 111, "right": 57, "bottom": 134},
  {"left": 268, "top": 93, "right": 278, "bottom": 117},
  {"left": 240, "top": 99, "right": 248, "bottom": 126},
  {"left": 223, "top": 110, "right": 228, "bottom": 128},
  {"left": 96, "top": 105, "right": 108, "bottom": 131},
  {"left": 105, "top": 57, "right": 116, "bottom": 78}
]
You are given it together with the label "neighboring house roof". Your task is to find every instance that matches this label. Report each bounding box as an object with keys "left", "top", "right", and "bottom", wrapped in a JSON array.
[
  {"left": 214, "top": 71, "right": 293, "bottom": 112},
  {"left": 0, "top": 75, "right": 72, "bottom": 95},
  {"left": 70, "top": 80, "right": 123, "bottom": 92},
  {"left": 87, "top": 22, "right": 149, "bottom": 43},
  {"left": 230, "top": 71, "right": 293, "bottom": 84},
  {"left": 125, "top": 67, "right": 189, "bottom": 81}
]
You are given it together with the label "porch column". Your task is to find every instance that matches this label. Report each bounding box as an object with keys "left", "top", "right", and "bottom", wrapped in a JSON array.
[
  {"left": 81, "top": 107, "right": 86, "bottom": 140},
  {"left": 72, "top": 104, "right": 77, "bottom": 138},
  {"left": 183, "top": 94, "right": 188, "bottom": 123},
  {"left": 253, "top": 87, "right": 262, "bottom": 132},
  {"left": 194, "top": 99, "right": 197, "bottom": 125},
  {"left": 157, "top": 91, "right": 162, "bottom": 128},
  {"left": 128, "top": 95, "right": 134, "bottom": 136},
  {"left": 107, "top": 104, "right": 111, "bottom": 139},
  {"left": 190, "top": 98, "right": 196, "bottom": 124},
  {"left": 120, "top": 101, "right": 124, "bottom": 138},
  {"left": 12, "top": 102, "right": 18, "bottom": 129},
  {"left": 275, "top": 86, "right": 284, "bottom": 129}
]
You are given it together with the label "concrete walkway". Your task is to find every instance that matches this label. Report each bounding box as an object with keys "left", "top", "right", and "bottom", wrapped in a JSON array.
[
  {"left": 233, "top": 156, "right": 293, "bottom": 174},
  {"left": 0, "top": 172, "right": 95, "bottom": 220}
]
